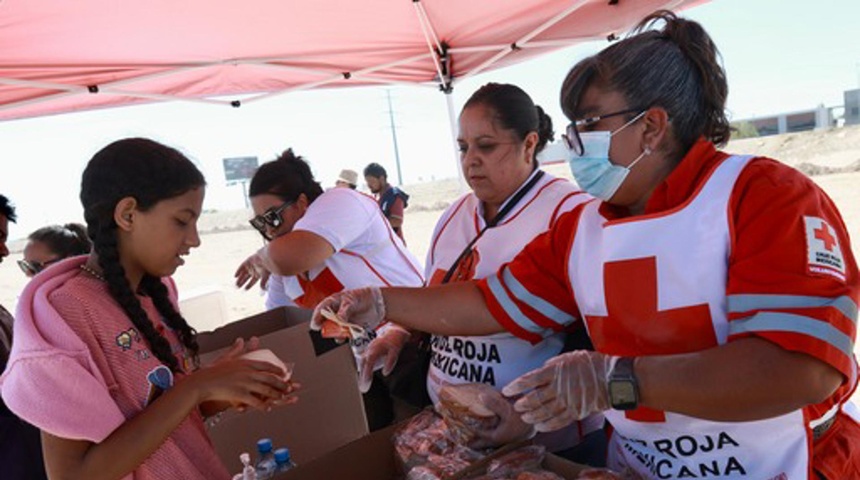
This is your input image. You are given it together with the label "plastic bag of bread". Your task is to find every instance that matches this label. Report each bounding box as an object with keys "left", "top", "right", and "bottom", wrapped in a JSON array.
[
  {"left": 394, "top": 408, "right": 486, "bottom": 477},
  {"left": 436, "top": 383, "right": 501, "bottom": 444},
  {"left": 394, "top": 409, "right": 484, "bottom": 471},
  {"left": 515, "top": 471, "right": 565, "bottom": 480},
  {"left": 485, "top": 445, "right": 546, "bottom": 478},
  {"left": 576, "top": 468, "right": 634, "bottom": 479}
]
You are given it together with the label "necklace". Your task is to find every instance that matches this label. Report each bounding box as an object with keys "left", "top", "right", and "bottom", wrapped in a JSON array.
[{"left": 79, "top": 263, "right": 106, "bottom": 282}]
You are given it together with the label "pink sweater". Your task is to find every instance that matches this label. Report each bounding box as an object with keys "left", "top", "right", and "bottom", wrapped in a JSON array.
[{"left": 0, "top": 256, "right": 230, "bottom": 480}]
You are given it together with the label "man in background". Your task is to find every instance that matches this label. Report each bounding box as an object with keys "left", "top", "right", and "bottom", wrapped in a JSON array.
[
  {"left": 0, "top": 194, "right": 48, "bottom": 480},
  {"left": 364, "top": 163, "right": 409, "bottom": 243},
  {"left": 335, "top": 169, "right": 358, "bottom": 189}
]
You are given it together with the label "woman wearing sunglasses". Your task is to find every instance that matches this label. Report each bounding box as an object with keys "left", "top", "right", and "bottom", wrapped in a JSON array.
[
  {"left": 234, "top": 148, "right": 424, "bottom": 430},
  {"left": 312, "top": 10, "right": 859, "bottom": 479},
  {"left": 18, "top": 223, "right": 91, "bottom": 277},
  {"left": 234, "top": 148, "right": 423, "bottom": 306}
]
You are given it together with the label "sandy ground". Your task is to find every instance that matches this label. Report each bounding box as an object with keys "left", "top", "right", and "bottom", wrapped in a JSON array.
[{"left": 1, "top": 125, "right": 859, "bottom": 400}]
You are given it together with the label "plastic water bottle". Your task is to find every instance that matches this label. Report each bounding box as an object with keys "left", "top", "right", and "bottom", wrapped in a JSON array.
[
  {"left": 254, "top": 438, "right": 278, "bottom": 479},
  {"left": 274, "top": 447, "right": 297, "bottom": 473}
]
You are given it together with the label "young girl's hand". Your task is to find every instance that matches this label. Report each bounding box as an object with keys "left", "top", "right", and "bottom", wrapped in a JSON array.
[
  {"left": 210, "top": 337, "right": 261, "bottom": 366},
  {"left": 186, "top": 357, "right": 296, "bottom": 412}
]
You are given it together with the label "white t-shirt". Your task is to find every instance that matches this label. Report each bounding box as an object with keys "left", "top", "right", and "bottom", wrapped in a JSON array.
[{"left": 268, "top": 188, "right": 424, "bottom": 308}]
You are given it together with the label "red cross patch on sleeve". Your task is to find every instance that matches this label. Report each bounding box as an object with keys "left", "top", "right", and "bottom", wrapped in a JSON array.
[{"left": 804, "top": 216, "right": 846, "bottom": 281}]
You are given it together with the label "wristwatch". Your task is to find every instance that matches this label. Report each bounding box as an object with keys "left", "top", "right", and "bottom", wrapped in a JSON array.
[{"left": 608, "top": 356, "right": 639, "bottom": 410}]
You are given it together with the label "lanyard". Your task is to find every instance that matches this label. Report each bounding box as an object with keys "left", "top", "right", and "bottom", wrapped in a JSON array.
[{"left": 441, "top": 170, "right": 545, "bottom": 284}]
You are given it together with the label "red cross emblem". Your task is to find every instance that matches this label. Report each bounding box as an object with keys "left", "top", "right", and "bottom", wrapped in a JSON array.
[
  {"left": 585, "top": 257, "right": 717, "bottom": 422},
  {"left": 813, "top": 221, "right": 836, "bottom": 252}
]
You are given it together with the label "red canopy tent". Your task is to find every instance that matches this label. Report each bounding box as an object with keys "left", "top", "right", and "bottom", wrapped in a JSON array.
[{"left": 0, "top": 0, "right": 706, "bottom": 122}]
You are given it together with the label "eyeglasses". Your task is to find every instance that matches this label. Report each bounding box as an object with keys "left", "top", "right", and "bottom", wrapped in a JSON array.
[
  {"left": 18, "top": 258, "right": 60, "bottom": 277},
  {"left": 249, "top": 200, "right": 294, "bottom": 240},
  {"left": 561, "top": 108, "right": 644, "bottom": 155}
]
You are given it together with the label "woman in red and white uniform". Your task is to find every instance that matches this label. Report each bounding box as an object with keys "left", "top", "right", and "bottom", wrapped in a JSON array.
[
  {"left": 311, "top": 10, "right": 859, "bottom": 479},
  {"left": 358, "top": 83, "right": 601, "bottom": 461}
]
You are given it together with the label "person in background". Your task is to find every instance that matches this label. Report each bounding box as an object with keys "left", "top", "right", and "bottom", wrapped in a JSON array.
[
  {"left": 313, "top": 10, "right": 859, "bottom": 479},
  {"left": 0, "top": 194, "right": 48, "bottom": 480},
  {"left": 1, "top": 138, "right": 296, "bottom": 480},
  {"left": 334, "top": 169, "right": 358, "bottom": 190},
  {"left": 18, "top": 223, "right": 92, "bottom": 278},
  {"left": 357, "top": 82, "right": 604, "bottom": 464},
  {"left": 364, "top": 162, "right": 409, "bottom": 242},
  {"left": 234, "top": 148, "right": 423, "bottom": 431}
]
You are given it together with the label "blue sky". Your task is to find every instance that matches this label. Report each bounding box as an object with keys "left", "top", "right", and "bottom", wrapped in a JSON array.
[{"left": 1, "top": 0, "right": 858, "bottom": 240}]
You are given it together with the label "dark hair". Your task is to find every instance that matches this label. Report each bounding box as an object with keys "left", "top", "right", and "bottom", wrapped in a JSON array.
[
  {"left": 28, "top": 223, "right": 92, "bottom": 258},
  {"left": 249, "top": 148, "right": 324, "bottom": 203},
  {"left": 80, "top": 138, "right": 205, "bottom": 373},
  {"left": 363, "top": 163, "right": 387, "bottom": 179},
  {"left": 561, "top": 10, "right": 730, "bottom": 160},
  {"left": 463, "top": 82, "right": 554, "bottom": 163},
  {"left": 0, "top": 195, "right": 16, "bottom": 223}
]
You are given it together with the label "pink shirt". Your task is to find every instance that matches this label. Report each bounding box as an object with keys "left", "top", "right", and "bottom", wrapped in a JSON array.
[{"left": 0, "top": 256, "right": 230, "bottom": 480}]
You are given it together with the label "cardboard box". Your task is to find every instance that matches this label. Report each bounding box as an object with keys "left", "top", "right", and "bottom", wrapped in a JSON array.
[
  {"left": 197, "top": 306, "right": 368, "bottom": 469},
  {"left": 277, "top": 422, "right": 588, "bottom": 480}
]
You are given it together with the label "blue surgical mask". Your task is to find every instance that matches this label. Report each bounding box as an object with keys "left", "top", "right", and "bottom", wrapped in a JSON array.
[{"left": 567, "top": 112, "right": 648, "bottom": 201}]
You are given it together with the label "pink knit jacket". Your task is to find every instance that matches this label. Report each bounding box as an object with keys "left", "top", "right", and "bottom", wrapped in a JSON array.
[{"left": 0, "top": 256, "right": 230, "bottom": 479}]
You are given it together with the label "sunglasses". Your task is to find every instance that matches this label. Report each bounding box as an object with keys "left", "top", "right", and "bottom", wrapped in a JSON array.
[
  {"left": 561, "top": 107, "right": 644, "bottom": 155},
  {"left": 249, "top": 200, "right": 294, "bottom": 240},
  {"left": 18, "top": 258, "right": 60, "bottom": 277}
]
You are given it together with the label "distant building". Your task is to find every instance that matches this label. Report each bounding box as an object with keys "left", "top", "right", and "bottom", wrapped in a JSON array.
[
  {"left": 845, "top": 89, "right": 860, "bottom": 126},
  {"left": 737, "top": 105, "right": 835, "bottom": 137}
]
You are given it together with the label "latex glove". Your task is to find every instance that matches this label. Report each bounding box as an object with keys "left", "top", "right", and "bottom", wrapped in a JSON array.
[
  {"left": 310, "top": 287, "right": 387, "bottom": 337},
  {"left": 234, "top": 247, "right": 272, "bottom": 290},
  {"left": 357, "top": 324, "right": 410, "bottom": 393},
  {"left": 468, "top": 389, "right": 536, "bottom": 449},
  {"left": 502, "top": 351, "right": 615, "bottom": 433}
]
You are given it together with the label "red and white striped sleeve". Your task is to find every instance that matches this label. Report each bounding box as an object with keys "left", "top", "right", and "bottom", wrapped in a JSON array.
[
  {"left": 726, "top": 158, "right": 859, "bottom": 385},
  {"left": 476, "top": 207, "right": 583, "bottom": 344}
]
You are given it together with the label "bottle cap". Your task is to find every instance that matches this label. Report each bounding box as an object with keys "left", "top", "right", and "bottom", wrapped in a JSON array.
[
  {"left": 256, "top": 438, "right": 273, "bottom": 453},
  {"left": 274, "top": 447, "right": 291, "bottom": 463}
]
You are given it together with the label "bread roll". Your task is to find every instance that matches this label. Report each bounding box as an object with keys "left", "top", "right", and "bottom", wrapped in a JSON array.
[{"left": 240, "top": 349, "right": 293, "bottom": 381}]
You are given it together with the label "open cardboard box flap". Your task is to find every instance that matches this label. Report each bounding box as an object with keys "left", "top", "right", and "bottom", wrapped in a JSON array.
[
  {"left": 197, "top": 306, "right": 368, "bottom": 469},
  {"left": 276, "top": 421, "right": 588, "bottom": 479}
]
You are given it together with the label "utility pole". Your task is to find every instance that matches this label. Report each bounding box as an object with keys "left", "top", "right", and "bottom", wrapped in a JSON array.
[{"left": 385, "top": 89, "right": 404, "bottom": 185}]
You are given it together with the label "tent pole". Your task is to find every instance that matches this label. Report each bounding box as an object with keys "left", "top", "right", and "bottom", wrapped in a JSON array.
[{"left": 444, "top": 91, "right": 466, "bottom": 191}]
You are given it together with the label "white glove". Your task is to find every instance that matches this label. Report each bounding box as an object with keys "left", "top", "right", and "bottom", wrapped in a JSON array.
[
  {"left": 468, "top": 390, "right": 536, "bottom": 449},
  {"left": 502, "top": 351, "right": 616, "bottom": 433},
  {"left": 357, "top": 323, "right": 410, "bottom": 393},
  {"left": 234, "top": 247, "right": 273, "bottom": 290},
  {"left": 310, "top": 287, "right": 387, "bottom": 335}
]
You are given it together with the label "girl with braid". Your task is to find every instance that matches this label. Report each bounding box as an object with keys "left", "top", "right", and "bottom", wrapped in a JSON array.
[{"left": 1, "top": 138, "right": 296, "bottom": 480}]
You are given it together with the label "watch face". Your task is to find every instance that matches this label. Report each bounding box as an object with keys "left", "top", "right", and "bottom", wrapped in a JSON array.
[{"left": 609, "top": 380, "right": 638, "bottom": 410}]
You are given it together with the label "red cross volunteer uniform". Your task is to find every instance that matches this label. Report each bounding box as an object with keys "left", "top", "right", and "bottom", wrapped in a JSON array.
[
  {"left": 269, "top": 187, "right": 424, "bottom": 308},
  {"left": 425, "top": 170, "right": 603, "bottom": 445},
  {"left": 477, "top": 139, "right": 860, "bottom": 479}
]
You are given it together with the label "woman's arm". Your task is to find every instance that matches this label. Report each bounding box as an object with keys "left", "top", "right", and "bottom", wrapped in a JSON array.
[
  {"left": 383, "top": 283, "right": 502, "bottom": 336},
  {"left": 637, "top": 336, "right": 842, "bottom": 421},
  {"left": 264, "top": 230, "right": 334, "bottom": 276},
  {"left": 316, "top": 283, "right": 504, "bottom": 337}
]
